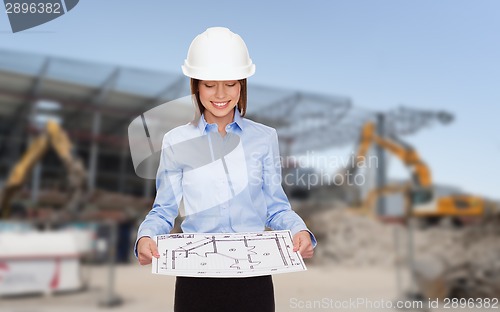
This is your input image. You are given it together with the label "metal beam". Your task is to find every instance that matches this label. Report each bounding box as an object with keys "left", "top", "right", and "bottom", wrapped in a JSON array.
[
  {"left": 87, "top": 68, "right": 120, "bottom": 193},
  {"left": 375, "top": 113, "right": 388, "bottom": 216},
  {"left": 118, "top": 135, "right": 129, "bottom": 193},
  {"left": 386, "top": 106, "right": 454, "bottom": 136},
  {"left": 1, "top": 57, "right": 51, "bottom": 168},
  {"left": 62, "top": 67, "right": 121, "bottom": 129},
  {"left": 104, "top": 76, "right": 187, "bottom": 135}
]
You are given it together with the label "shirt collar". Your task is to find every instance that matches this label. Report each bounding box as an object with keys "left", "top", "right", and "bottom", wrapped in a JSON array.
[
  {"left": 196, "top": 108, "right": 244, "bottom": 134},
  {"left": 233, "top": 108, "right": 244, "bottom": 130}
]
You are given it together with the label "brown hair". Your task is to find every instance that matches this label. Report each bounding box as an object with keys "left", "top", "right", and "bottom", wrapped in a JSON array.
[{"left": 190, "top": 78, "right": 247, "bottom": 117}]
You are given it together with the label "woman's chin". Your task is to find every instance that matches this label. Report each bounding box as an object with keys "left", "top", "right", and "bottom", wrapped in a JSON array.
[{"left": 206, "top": 107, "right": 236, "bottom": 118}]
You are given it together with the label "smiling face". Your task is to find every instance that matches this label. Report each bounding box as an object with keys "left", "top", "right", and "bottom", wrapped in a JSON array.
[{"left": 198, "top": 80, "right": 241, "bottom": 125}]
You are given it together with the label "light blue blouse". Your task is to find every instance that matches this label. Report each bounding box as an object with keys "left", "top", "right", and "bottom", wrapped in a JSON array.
[{"left": 135, "top": 108, "right": 316, "bottom": 255}]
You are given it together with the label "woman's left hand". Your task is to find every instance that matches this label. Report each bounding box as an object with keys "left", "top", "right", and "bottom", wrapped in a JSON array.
[{"left": 293, "top": 230, "right": 314, "bottom": 259}]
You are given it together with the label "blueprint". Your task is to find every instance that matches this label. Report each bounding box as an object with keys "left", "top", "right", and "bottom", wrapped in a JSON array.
[{"left": 152, "top": 230, "right": 306, "bottom": 277}]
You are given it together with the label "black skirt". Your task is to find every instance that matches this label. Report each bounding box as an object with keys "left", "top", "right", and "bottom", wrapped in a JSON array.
[{"left": 174, "top": 275, "right": 275, "bottom": 312}]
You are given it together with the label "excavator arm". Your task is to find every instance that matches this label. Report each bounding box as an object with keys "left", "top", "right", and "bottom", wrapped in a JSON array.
[
  {"left": 0, "top": 121, "right": 86, "bottom": 219},
  {"left": 350, "top": 122, "right": 434, "bottom": 216},
  {"left": 346, "top": 122, "right": 431, "bottom": 188},
  {"left": 0, "top": 134, "right": 50, "bottom": 218},
  {"left": 355, "top": 122, "right": 432, "bottom": 189},
  {"left": 355, "top": 122, "right": 486, "bottom": 219},
  {"left": 372, "top": 134, "right": 431, "bottom": 189}
]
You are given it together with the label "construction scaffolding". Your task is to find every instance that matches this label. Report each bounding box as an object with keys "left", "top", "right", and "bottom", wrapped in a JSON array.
[{"left": 0, "top": 48, "right": 453, "bottom": 204}]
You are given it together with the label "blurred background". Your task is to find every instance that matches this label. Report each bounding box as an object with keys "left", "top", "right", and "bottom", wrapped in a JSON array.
[{"left": 0, "top": 1, "right": 499, "bottom": 311}]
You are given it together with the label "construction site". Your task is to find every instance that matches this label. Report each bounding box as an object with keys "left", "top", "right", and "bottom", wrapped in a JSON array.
[{"left": 0, "top": 45, "right": 499, "bottom": 312}]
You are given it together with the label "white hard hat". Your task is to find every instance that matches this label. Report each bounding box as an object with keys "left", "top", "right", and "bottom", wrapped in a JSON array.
[{"left": 182, "top": 27, "right": 255, "bottom": 80}]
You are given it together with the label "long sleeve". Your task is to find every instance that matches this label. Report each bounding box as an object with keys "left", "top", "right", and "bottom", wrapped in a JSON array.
[
  {"left": 134, "top": 134, "right": 183, "bottom": 257},
  {"left": 262, "top": 129, "right": 317, "bottom": 247}
]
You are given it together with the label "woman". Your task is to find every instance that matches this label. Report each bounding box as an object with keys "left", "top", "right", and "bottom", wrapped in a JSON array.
[{"left": 135, "top": 27, "right": 316, "bottom": 312}]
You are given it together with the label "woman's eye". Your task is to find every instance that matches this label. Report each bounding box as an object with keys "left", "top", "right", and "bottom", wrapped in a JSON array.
[
  {"left": 204, "top": 84, "right": 215, "bottom": 88},
  {"left": 226, "top": 83, "right": 236, "bottom": 87}
]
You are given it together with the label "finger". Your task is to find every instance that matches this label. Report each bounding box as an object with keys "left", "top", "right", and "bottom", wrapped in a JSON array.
[
  {"left": 303, "top": 246, "right": 314, "bottom": 259},
  {"left": 293, "top": 236, "right": 300, "bottom": 252},
  {"left": 302, "top": 251, "right": 313, "bottom": 259},
  {"left": 299, "top": 248, "right": 313, "bottom": 259},
  {"left": 139, "top": 249, "right": 153, "bottom": 264},
  {"left": 150, "top": 240, "right": 160, "bottom": 258},
  {"left": 138, "top": 243, "right": 153, "bottom": 264},
  {"left": 298, "top": 242, "right": 308, "bottom": 256},
  {"left": 138, "top": 253, "right": 152, "bottom": 265}
]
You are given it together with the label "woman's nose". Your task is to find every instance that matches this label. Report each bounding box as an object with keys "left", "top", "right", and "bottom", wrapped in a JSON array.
[{"left": 215, "top": 84, "right": 226, "bottom": 98}]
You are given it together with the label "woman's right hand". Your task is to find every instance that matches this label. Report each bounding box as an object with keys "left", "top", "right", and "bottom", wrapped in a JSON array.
[{"left": 137, "top": 236, "right": 160, "bottom": 265}]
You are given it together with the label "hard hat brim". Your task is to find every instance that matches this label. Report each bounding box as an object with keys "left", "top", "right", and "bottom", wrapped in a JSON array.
[{"left": 181, "top": 63, "right": 255, "bottom": 80}]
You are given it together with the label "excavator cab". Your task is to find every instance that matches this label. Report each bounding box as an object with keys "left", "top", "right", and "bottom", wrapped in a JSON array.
[{"left": 410, "top": 188, "right": 433, "bottom": 206}]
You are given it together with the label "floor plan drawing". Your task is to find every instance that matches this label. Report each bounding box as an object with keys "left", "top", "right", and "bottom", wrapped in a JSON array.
[{"left": 152, "top": 230, "right": 306, "bottom": 277}]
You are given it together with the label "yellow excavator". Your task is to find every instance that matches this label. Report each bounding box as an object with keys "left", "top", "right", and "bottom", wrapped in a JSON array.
[
  {"left": 352, "top": 122, "right": 488, "bottom": 222},
  {"left": 345, "top": 122, "right": 500, "bottom": 301},
  {"left": 0, "top": 120, "right": 87, "bottom": 219}
]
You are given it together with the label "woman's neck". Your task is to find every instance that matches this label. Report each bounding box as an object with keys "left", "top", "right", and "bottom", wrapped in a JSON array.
[{"left": 204, "top": 109, "right": 235, "bottom": 136}]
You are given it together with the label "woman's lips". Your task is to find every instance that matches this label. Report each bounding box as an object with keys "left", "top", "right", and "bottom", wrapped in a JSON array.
[{"left": 211, "top": 100, "right": 230, "bottom": 109}]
